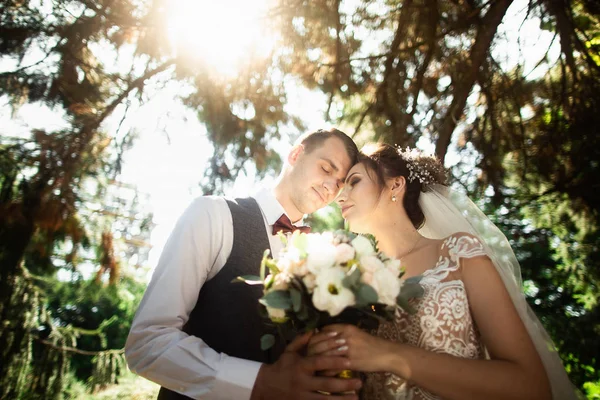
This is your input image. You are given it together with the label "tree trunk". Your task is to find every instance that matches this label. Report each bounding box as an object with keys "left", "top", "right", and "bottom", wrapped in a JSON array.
[
  {"left": 435, "top": 0, "right": 513, "bottom": 162},
  {"left": 0, "top": 218, "right": 36, "bottom": 389}
]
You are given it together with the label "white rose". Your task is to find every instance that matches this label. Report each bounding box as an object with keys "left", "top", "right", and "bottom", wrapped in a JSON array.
[
  {"left": 305, "top": 234, "right": 337, "bottom": 274},
  {"left": 280, "top": 246, "right": 309, "bottom": 276},
  {"left": 272, "top": 272, "right": 292, "bottom": 291},
  {"left": 384, "top": 258, "right": 402, "bottom": 277},
  {"left": 277, "top": 257, "right": 293, "bottom": 275},
  {"left": 284, "top": 246, "right": 303, "bottom": 264},
  {"left": 266, "top": 307, "right": 287, "bottom": 322},
  {"left": 360, "top": 271, "right": 374, "bottom": 286},
  {"left": 351, "top": 235, "right": 375, "bottom": 258},
  {"left": 360, "top": 255, "right": 385, "bottom": 273},
  {"left": 302, "top": 273, "right": 317, "bottom": 292},
  {"left": 335, "top": 243, "right": 355, "bottom": 264},
  {"left": 289, "top": 260, "right": 309, "bottom": 276},
  {"left": 312, "top": 266, "right": 356, "bottom": 316},
  {"left": 371, "top": 268, "right": 401, "bottom": 306}
]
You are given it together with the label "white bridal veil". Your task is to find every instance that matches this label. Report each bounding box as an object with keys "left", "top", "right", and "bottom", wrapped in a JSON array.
[{"left": 418, "top": 184, "right": 581, "bottom": 400}]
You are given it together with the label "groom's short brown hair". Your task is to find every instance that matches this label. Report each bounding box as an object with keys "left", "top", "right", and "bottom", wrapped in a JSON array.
[{"left": 298, "top": 128, "right": 359, "bottom": 165}]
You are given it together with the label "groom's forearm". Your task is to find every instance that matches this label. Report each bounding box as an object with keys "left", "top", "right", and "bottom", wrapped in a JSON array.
[{"left": 126, "top": 322, "right": 261, "bottom": 399}]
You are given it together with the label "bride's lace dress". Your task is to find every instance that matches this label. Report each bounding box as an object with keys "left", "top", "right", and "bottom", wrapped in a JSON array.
[{"left": 361, "top": 233, "right": 487, "bottom": 400}]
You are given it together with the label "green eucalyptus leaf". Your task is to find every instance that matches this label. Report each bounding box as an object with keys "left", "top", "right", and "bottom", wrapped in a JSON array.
[
  {"left": 397, "top": 296, "right": 417, "bottom": 315},
  {"left": 259, "top": 290, "right": 292, "bottom": 309},
  {"left": 342, "top": 265, "right": 361, "bottom": 289},
  {"left": 260, "top": 334, "right": 275, "bottom": 351},
  {"left": 355, "top": 283, "right": 378, "bottom": 306},
  {"left": 405, "top": 275, "right": 423, "bottom": 285},
  {"left": 290, "top": 288, "right": 302, "bottom": 312},
  {"left": 399, "top": 281, "right": 425, "bottom": 299},
  {"left": 297, "top": 304, "right": 309, "bottom": 321}
]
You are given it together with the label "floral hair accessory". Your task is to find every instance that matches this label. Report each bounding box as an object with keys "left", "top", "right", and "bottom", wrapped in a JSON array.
[{"left": 396, "top": 146, "right": 446, "bottom": 186}]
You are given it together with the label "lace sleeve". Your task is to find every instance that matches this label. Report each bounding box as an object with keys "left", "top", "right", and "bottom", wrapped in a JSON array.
[{"left": 442, "top": 233, "right": 488, "bottom": 264}]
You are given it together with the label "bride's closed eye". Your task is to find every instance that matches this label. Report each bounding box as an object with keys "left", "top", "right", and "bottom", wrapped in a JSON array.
[{"left": 348, "top": 177, "right": 361, "bottom": 187}]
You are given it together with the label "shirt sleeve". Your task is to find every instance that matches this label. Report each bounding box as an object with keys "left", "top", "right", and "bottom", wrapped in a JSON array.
[{"left": 124, "top": 196, "right": 262, "bottom": 399}]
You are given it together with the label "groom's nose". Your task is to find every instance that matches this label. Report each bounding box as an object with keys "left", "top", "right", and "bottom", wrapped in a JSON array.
[{"left": 322, "top": 179, "right": 338, "bottom": 201}]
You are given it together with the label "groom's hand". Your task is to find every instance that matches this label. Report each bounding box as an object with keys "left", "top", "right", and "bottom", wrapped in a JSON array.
[{"left": 250, "top": 331, "right": 361, "bottom": 400}]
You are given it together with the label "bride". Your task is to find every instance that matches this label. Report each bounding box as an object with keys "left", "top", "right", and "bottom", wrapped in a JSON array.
[{"left": 308, "top": 143, "right": 580, "bottom": 399}]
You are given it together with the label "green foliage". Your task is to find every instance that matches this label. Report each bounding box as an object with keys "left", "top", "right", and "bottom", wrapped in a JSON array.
[
  {"left": 41, "top": 276, "right": 146, "bottom": 379},
  {"left": 305, "top": 204, "right": 345, "bottom": 232},
  {"left": 584, "top": 380, "right": 600, "bottom": 399},
  {"left": 0, "top": 268, "right": 42, "bottom": 399},
  {"left": 76, "top": 371, "right": 159, "bottom": 400},
  {"left": 0, "top": 266, "right": 148, "bottom": 399},
  {"left": 260, "top": 290, "right": 293, "bottom": 310},
  {"left": 482, "top": 196, "right": 600, "bottom": 390}
]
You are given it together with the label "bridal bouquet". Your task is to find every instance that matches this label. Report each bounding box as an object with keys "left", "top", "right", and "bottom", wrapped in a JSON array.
[{"left": 235, "top": 230, "right": 424, "bottom": 350}]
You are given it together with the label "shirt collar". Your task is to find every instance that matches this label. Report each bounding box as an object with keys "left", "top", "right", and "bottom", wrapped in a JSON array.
[{"left": 253, "top": 187, "right": 306, "bottom": 227}]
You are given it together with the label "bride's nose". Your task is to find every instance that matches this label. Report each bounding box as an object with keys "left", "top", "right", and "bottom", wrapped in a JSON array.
[{"left": 336, "top": 187, "right": 348, "bottom": 205}]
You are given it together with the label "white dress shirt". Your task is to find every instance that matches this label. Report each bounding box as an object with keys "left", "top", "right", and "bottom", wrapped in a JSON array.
[{"left": 125, "top": 188, "right": 305, "bottom": 399}]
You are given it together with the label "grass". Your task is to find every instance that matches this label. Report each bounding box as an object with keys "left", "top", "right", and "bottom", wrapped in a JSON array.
[{"left": 73, "top": 372, "right": 159, "bottom": 400}]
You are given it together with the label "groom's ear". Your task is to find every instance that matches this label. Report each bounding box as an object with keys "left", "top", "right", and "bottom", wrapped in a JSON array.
[{"left": 288, "top": 144, "right": 305, "bottom": 165}]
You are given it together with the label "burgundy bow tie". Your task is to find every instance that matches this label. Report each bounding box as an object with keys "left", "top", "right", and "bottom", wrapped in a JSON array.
[{"left": 272, "top": 214, "right": 311, "bottom": 235}]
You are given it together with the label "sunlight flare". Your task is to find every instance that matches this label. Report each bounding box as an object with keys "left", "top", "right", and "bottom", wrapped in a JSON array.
[{"left": 166, "top": 0, "right": 278, "bottom": 76}]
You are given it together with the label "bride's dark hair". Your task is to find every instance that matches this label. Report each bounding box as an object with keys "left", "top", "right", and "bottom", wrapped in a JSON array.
[{"left": 359, "top": 143, "right": 447, "bottom": 229}]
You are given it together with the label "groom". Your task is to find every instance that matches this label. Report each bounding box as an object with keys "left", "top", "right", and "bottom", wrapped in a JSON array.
[{"left": 125, "top": 128, "right": 362, "bottom": 399}]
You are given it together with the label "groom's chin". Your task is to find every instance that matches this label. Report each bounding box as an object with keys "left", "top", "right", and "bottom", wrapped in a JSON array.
[{"left": 305, "top": 200, "right": 326, "bottom": 214}]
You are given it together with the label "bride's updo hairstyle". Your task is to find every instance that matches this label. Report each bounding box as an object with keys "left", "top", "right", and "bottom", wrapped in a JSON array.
[{"left": 360, "top": 143, "right": 448, "bottom": 229}]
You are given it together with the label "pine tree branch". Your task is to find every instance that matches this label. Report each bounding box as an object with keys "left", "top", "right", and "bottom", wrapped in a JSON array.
[
  {"left": 37, "top": 338, "right": 124, "bottom": 356},
  {"left": 325, "top": 0, "right": 342, "bottom": 122},
  {"left": 434, "top": 0, "right": 513, "bottom": 162},
  {"left": 402, "top": 0, "right": 439, "bottom": 135}
]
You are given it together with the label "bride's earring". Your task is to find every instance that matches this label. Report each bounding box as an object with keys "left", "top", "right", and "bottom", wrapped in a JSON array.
[{"left": 392, "top": 195, "right": 397, "bottom": 202}]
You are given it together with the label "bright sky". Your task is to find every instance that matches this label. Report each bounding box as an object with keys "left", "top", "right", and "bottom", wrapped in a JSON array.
[
  {"left": 0, "top": 0, "right": 558, "bottom": 280},
  {"left": 116, "top": 79, "right": 331, "bottom": 274}
]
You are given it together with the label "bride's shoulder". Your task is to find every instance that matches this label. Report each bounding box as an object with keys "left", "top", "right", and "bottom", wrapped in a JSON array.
[
  {"left": 438, "top": 232, "right": 487, "bottom": 259},
  {"left": 440, "top": 231, "right": 481, "bottom": 244}
]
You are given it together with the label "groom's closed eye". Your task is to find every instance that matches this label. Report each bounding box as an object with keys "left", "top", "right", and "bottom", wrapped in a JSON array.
[
  {"left": 320, "top": 158, "right": 347, "bottom": 189},
  {"left": 321, "top": 164, "right": 340, "bottom": 189},
  {"left": 320, "top": 158, "right": 340, "bottom": 173}
]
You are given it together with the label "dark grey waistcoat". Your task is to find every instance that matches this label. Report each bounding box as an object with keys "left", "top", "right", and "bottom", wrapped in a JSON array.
[{"left": 158, "top": 197, "right": 284, "bottom": 399}]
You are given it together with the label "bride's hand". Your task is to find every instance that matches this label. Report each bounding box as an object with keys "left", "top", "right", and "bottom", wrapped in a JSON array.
[
  {"left": 307, "top": 329, "right": 348, "bottom": 357},
  {"left": 306, "top": 328, "right": 354, "bottom": 377},
  {"left": 318, "top": 324, "right": 395, "bottom": 373}
]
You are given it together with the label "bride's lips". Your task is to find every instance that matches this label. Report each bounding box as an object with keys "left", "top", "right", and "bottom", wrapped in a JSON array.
[{"left": 341, "top": 205, "right": 353, "bottom": 216}]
